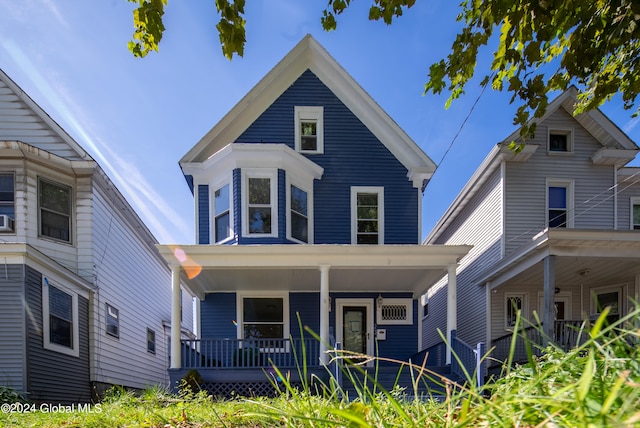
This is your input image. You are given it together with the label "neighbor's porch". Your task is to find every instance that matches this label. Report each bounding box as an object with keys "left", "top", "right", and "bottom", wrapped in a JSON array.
[{"left": 480, "top": 229, "right": 640, "bottom": 369}]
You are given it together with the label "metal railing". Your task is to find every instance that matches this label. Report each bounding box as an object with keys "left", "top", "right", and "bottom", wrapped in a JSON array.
[{"left": 181, "top": 338, "right": 321, "bottom": 369}]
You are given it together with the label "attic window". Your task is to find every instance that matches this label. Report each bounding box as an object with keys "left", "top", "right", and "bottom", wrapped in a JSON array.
[
  {"left": 295, "top": 106, "right": 324, "bottom": 154},
  {"left": 548, "top": 129, "right": 573, "bottom": 153}
]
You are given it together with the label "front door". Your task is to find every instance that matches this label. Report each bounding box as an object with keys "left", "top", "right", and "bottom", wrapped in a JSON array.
[{"left": 336, "top": 299, "right": 374, "bottom": 366}]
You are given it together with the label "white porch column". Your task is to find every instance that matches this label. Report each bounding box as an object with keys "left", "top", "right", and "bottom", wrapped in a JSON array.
[
  {"left": 446, "top": 264, "right": 457, "bottom": 365},
  {"left": 319, "top": 264, "right": 330, "bottom": 366},
  {"left": 543, "top": 255, "right": 556, "bottom": 346},
  {"left": 170, "top": 266, "right": 182, "bottom": 369}
]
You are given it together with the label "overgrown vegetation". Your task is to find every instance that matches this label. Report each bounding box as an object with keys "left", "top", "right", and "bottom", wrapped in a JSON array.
[{"left": 3, "top": 308, "right": 639, "bottom": 427}]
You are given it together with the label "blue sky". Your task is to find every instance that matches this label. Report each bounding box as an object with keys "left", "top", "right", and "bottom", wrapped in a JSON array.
[{"left": 1, "top": 0, "right": 639, "bottom": 244}]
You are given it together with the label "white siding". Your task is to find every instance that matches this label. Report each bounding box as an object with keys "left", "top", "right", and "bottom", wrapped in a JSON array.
[
  {"left": 504, "top": 108, "right": 616, "bottom": 254},
  {"left": 90, "top": 185, "right": 191, "bottom": 389},
  {"left": 423, "top": 168, "right": 503, "bottom": 347},
  {"left": 616, "top": 168, "right": 640, "bottom": 230},
  {"left": 0, "top": 80, "right": 84, "bottom": 160}
]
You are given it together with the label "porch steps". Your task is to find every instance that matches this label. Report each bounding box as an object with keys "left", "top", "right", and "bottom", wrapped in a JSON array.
[{"left": 338, "top": 364, "right": 463, "bottom": 400}]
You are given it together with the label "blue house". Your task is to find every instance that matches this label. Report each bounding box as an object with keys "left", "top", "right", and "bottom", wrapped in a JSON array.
[{"left": 159, "top": 35, "right": 470, "bottom": 395}]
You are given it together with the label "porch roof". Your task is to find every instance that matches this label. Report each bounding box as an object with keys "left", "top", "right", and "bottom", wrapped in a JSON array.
[
  {"left": 157, "top": 244, "right": 472, "bottom": 299},
  {"left": 475, "top": 228, "right": 640, "bottom": 289}
]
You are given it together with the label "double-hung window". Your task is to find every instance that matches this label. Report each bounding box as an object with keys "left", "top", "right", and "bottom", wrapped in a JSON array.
[
  {"left": 351, "top": 187, "right": 384, "bottom": 244},
  {"left": 0, "top": 173, "right": 15, "bottom": 231},
  {"left": 106, "top": 303, "right": 119, "bottom": 338},
  {"left": 39, "top": 178, "right": 71, "bottom": 242},
  {"left": 42, "top": 277, "right": 79, "bottom": 357},
  {"left": 213, "top": 183, "right": 231, "bottom": 242},
  {"left": 631, "top": 197, "right": 640, "bottom": 230},
  {"left": 147, "top": 328, "right": 156, "bottom": 354},
  {"left": 294, "top": 106, "right": 324, "bottom": 154},
  {"left": 288, "top": 183, "right": 310, "bottom": 243},
  {"left": 238, "top": 293, "right": 289, "bottom": 350},
  {"left": 546, "top": 179, "right": 574, "bottom": 228},
  {"left": 242, "top": 170, "right": 278, "bottom": 237}
]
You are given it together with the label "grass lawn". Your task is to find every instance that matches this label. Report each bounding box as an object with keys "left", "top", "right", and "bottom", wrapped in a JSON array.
[{"left": 2, "top": 308, "right": 639, "bottom": 427}]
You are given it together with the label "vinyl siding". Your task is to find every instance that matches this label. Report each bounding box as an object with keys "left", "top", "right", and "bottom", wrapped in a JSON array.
[
  {"left": 201, "top": 293, "right": 237, "bottom": 338},
  {"left": 197, "top": 184, "right": 210, "bottom": 244},
  {"left": 90, "top": 186, "right": 177, "bottom": 390},
  {"left": 25, "top": 265, "right": 91, "bottom": 404},
  {"left": 504, "top": 108, "right": 616, "bottom": 254},
  {"left": 0, "top": 80, "right": 83, "bottom": 160},
  {"left": 0, "top": 265, "right": 26, "bottom": 393},
  {"left": 424, "top": 168, "right": 503, "bottom": 347},
  {"left": 616, "top": 168, "right": 640, "bottom": 230},
  {"left": 235, "top": 70, "right": 419, "bottom": 244}
]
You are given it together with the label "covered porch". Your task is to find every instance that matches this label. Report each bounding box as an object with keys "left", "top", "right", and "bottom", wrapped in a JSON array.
[
  {"left": 480, "top": 229, "right": 640, "bottom": 367},
  {"left": 157, "top": 244, "right": 470, "bottom": 395}
]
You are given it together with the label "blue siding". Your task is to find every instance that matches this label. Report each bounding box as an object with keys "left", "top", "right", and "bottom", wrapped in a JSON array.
[
  {"left": 184, "top": 174, "right": 194, "bottom": 194},
  {"left": 201, "top": 293, "right": 237, "bottom": 338},
  {"left": 198, "top": 185, "right": 210, "bottom": 245},
  {"left": 236, "top": 69, "right": 419, "bottom": 244},
  {"left": 290, "top": 293, "right": 320, "bottom": 337}
]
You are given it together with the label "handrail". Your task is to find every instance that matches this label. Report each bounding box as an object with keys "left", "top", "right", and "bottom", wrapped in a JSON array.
[
  {"left": 451, "top": 330, "right": 485, "bottom": 388},
  {"left": 181, "top": 337, "right": 321, "bottom": 369}
]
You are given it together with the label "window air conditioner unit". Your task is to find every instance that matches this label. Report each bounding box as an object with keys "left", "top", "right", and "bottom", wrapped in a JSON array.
[{"left": 0, "top": 215, "right": 14, "bottom": 232}]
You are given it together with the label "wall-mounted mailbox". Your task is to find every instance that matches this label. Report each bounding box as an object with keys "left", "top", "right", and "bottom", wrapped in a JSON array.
[{"left": 376, "top": 329, "right": 387, "bottom": 340}]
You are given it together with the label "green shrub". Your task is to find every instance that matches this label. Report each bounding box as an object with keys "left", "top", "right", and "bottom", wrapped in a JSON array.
[{"left": 0, "top": 386, "right": 27, "bottom": 404}]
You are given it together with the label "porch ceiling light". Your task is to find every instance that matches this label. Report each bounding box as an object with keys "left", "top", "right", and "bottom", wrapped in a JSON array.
[
  {"left": 377, "top": 294, "right": 384, "bottom": 308},
  {"left": 577, "top": 268, "right": 591, "bottom": 277}
]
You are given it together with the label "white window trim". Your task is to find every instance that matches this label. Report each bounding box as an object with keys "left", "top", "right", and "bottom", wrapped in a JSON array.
[
  {"left": 38, "top": 177, "right": 73, "bottom": 244},
  {"left": 546, "top": 178, "right": 574, "bottom": 228},
  {"left": 241, "top": 169, "right": 278, "bottom": 238},
  {"left": 376, "top": 298, "right": 413, "bottom": 325},
  {"left": 42, "top": 277, "right": 80, "bottom": 358},
  {"left": 351, "top": 186, "right": 384, "bottom": 244},
  {"left": 536, "top": 291, "right": 572, "bottom": 320},
  {"left": 631, "top": 197, "right": 640, "bottom": 230},
  {"left": 505, "top": 292, "right": 527, "bottom": 330},
  {"left": 237, "top": 291, "right": 290, "bottom": 352},
  {"left": 590, "top": 284, "right": 623, "bottom": 317},
  {"left": 294, "top": 106, "right": 324, "bottom": 154},
  {"left": 547, "top": 127, "right": 574, "bottom": 155},
  {"left": 211, "top": 178, "right": 234, "bottom": 244},
  {"left": 105, "top": 303, "right": 119, "bottom": 339},
  {"left": 286, "top": 176, "right": 314, "bottom": 244}
]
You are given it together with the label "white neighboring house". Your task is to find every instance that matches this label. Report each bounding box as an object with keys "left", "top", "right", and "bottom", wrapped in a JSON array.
[
  {"left": 0, "top": 68, "right": 194, "bottom": 403},
  {"left": 422, "top": 87, "right": 640, "bottom": 374}
]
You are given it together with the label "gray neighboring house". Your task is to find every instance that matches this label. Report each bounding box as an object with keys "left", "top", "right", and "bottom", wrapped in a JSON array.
[
  {"left": 0, "top": 69, "right": 194, "bottom": 403},
  {"left": 422, "top": 87, "right": 640, "bottom": 374}
]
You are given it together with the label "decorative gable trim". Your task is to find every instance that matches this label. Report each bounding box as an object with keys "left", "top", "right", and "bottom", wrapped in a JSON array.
[{"left": 179, "top": 35, "right": 435, "bottom": 188}]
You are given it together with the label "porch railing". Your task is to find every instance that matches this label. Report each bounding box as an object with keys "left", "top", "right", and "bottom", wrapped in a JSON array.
[
  {"left": 451, "top": 330, "right": 485, "bottom": 388},
  {"left": 181, "top": 338, "right": 321, "bottom": 369},
  {"left": 490, "top": 320, "right": 588, "bottom": 367}
]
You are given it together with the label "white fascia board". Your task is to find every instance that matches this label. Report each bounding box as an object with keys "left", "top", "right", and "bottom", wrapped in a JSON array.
[
  {"left": 424, "top": 144, "right": 504, "bottom": 243},
  {"left": 180, "top": 35, "right": 435, "bottom": 184},
  {"left": 182, "top": 143, "right": 324, "bottom": 184},
  {"left": 157, "top": 243, "right": 472, "bottom": 270},
  {"left": 591, "top": 147, "right": 639, "bottom": 166}
]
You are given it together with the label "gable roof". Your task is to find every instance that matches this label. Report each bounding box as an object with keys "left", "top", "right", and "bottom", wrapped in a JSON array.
[
  {"left": 180, "top": 35, "right": 436, "bottom": 186},
  {"left": 425, "top": 87, "right": 639, "bottom": 244},
  {"left": 0, "top": 68, "right": 92, "bottom": 161}
]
